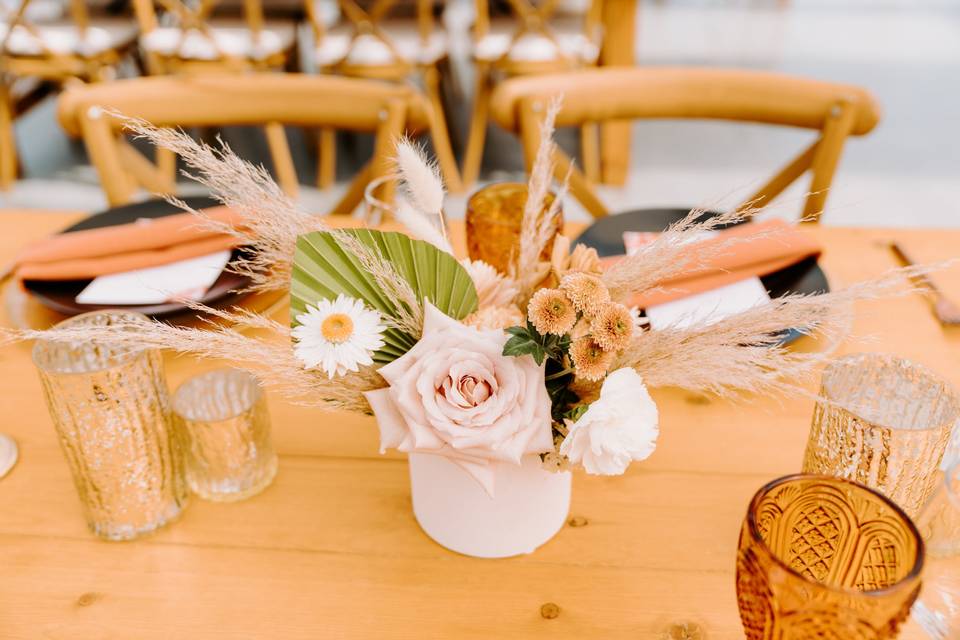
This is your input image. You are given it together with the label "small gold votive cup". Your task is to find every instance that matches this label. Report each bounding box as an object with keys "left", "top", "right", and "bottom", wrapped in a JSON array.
[
  {"left": 33, "top": 310, "right": 188, "bottom": 541},
  {"left": 736, "top": 474, "right": 924, "bottom": 640},
  {"left": 465, "top": 182, "right": 561, "bottom": 275},
  {"left": 803, "top": 353, "right": 959, "bottom": 518},
  {"left": 172, "top": 368, "right": 277, "bottom": 502}
]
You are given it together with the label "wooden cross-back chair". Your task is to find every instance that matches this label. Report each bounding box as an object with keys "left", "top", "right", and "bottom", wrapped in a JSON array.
[
  {"left": 0, "top": 0, "right": 139, "bottom": 188},
  {"left": 132, "top": 0, "right": 296, "bottom": 74},
  {"left": 490, "top": 67, "right": 881, "bottom": 222},
  {"left": 462, "top": 0, "right": 603, "bottom": 187},
  {"left": 304, "top": 0, "right": 461, "bottom": 194},
  {"left": 56, "top": 73, "right": 434, "bottom": 214}
]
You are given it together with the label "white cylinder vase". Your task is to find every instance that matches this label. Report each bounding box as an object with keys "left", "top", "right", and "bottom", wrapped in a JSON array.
[{"left": 408, "top": 452, "right": 571, "bottom": 558}]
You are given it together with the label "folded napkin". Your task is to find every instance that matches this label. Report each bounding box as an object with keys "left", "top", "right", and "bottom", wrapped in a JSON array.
[
  {"left": 13, "top": 206, "right": 243, "bottom": 281},
  {"left": 610, "top": 219, "right": 822, "bottom": 309}
]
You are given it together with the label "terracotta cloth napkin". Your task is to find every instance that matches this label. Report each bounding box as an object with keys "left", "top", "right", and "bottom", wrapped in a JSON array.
[
  {"left": 608, "top": 219, "right": 822, "bottom": 309},
  {"left": 12, "top": 206, "right": 243, "bottom": 281}
]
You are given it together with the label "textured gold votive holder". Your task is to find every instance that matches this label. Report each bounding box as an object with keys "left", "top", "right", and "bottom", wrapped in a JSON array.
[
  {"left": 736, "top": 474, "right": 924, "bottom": 640},
  {"left": 173, "top": 368, "right": 277, "bottom": 502},
  {"left": 33, "top": 310, "right": 188, "bottom": 541},
  {"left": 465, "top": 182, "right": 561, "bottom": 275},
  {"left": 803, "top": 353, "right": 959, "bottom": 518}
]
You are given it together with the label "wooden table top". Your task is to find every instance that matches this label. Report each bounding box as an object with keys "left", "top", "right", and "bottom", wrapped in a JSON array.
[{"left": 1, "top": 210, "right": 958, "bottom": 639}]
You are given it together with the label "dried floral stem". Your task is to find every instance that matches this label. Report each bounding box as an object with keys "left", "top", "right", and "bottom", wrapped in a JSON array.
[
  {"left": 512, "top": 96, "right": 568, "bottom": 305},
  {"left": 121, "top": 115, "right": 423, "bottom": 337},
  {"left": 1, "top": 312, "right": 382, "bottom": 412},
  {"left": 618, "top": 265, "right": 938, "bottom": 398}
]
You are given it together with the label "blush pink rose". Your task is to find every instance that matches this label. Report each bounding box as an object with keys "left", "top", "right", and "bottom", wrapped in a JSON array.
[{"left": 365, "top": 303, "right": 553, "bottom": 495}]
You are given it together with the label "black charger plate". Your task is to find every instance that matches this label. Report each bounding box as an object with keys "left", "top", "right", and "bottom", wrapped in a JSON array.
[
  {"left": 572, "top": 208, "right": 829, "bottom": 345},
  {"left": 23, "top": 196, "right": 251, "bottom": 318}
]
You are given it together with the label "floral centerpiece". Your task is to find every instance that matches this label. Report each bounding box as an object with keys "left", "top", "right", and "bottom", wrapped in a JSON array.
[{"left": 4, "top": 104, "right": 929, "bottom": 557}]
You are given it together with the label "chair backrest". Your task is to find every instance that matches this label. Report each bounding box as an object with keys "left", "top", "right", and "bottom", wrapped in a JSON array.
[
  {"left": 490, "top": 67, "right": 881, "bottom": 222},
  {"left": 1, "top": 1, "right": 88, "bottom": 59},
  {"left": 133, "top": 0, "right": 285, "bottom": 72},
  {"left": 306, "top": 0, "right": 435, "bottom": 77},
  {"left": 57, "top": 73, "right": 432, "bottom": 208},
  {"left": 473, "top": 0, "right": 602, "bottom": 73}
]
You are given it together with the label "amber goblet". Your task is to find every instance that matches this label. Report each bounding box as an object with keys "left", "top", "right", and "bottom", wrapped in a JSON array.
[
  {"left": 736, "top": 474, "right": 924, "bottom": 640},
  {"left": 465, "top": 182, "right": 561, "bottom": 275}
]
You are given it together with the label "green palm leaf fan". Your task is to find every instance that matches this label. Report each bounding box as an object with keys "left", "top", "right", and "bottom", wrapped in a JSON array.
[{"left": 291, "top": 229, "right": 479, "bottom": 363}]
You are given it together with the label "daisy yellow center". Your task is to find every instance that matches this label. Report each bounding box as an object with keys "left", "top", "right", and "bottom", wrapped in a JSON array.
[{"left": 321, "top": 313, "right": 354, "bottom": 344}]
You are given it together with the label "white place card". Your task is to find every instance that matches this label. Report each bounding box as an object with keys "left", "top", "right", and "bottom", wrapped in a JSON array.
[
  {"left": 76, "top": 250, "right": 232, "bottom": 305},
  {"left": 645, "top": 277, "right": 771, "bottom": 331}
]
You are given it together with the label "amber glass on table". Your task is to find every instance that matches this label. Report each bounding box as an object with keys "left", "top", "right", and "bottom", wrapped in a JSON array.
[
  {"left": 802, "top": 353, "right": 959, "bottom": 518},
  {"left": 465, "top": 182, "right": 562, "bottom": 275},
  {"left": 911, "top": 461, "right": 960, "bottom": 639},
  {"left": 736, "top": 474, "right": 924, "bottom": 640},
  {"left": 33, "top": 311, "right": 188, "bottom": 541},
  {"left": 172, "top": 368, "right": 277, "bottom": 502}
]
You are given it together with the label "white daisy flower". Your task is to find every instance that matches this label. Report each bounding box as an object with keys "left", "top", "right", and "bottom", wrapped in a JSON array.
[{"left": 292, "top": 295, "right": 386, "bottom": 378}]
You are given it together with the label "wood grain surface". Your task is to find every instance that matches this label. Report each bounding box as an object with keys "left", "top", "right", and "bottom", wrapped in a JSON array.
[{"left": 0, "top": 210, "right": 957, "bottom": 639}]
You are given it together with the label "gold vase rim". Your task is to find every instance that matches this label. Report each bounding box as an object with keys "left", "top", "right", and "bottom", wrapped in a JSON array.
[
  {"left": 31, "top": 309, "right": 152, "bottom": 375},
  {"left": 745, "top": 473, "right": 925, "bottom": 598},
  {"left": 822, "top": 352, "right": 960, "bottom": 434}
]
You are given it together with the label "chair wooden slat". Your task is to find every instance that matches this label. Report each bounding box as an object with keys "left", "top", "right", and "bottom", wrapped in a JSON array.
[
  {"left": 57, "top": 74, "right": 439, "bottom": 212},
  {"left": 493, "top": 67, "right": 880, "bottom": 222}
]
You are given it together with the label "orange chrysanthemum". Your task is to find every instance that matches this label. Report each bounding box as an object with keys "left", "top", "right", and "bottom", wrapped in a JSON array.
[
  {"left": 560, "top": 272, "right": 610, "bottom": 315},
  {"left": 590, "top": 302, "right": 634, "bottom": 352},
  {"left": 527, "top": 288, "right": 577, "bottom": 336},
  {"left": 569, "top": 336, "right": 614, "bottom": 381}
]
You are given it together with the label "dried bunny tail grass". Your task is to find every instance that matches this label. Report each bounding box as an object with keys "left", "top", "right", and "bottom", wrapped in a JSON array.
[
  {"left": 394, "top": 137, "right": 445, "bottom": 216},
  {"left": 394, "top": 197, "right": 453, "bottom": 255},
  {"left": 512, "top": 96, "right": 569, "bottom": 304},
  {"left": 118, "top": 114, "right": 328, "bottom": 293},
  {"left": 618, "top": 264, "right": 939, "bottom": 398},
  {"left": 1, "top": 316, "right": 382, "bottom": 412}
]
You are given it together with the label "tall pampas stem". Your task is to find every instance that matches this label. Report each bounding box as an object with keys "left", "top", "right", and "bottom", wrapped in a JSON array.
[{"left": 512, "top": 96, "right": 567, "bottom": 304}]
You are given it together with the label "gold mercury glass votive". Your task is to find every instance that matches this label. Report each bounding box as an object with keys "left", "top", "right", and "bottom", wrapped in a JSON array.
[
  {"left": 736, "top": 474, "right": 924, "bottom": 640},
  {"left": 33, "top": 310, "right": 188, "bottom": 540},
  {"left": 465, "top": 182, "right": 562, "bottom": 275},
  {"left": 803, "top": 353, "right": 959, "bottom": 518},
  {"left": 172, "top": 368, "right": 278, "bottom": 502}
]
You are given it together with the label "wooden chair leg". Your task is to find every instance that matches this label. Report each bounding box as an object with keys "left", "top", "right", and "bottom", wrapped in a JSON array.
[
  {"left": 264, "top": 122, "right": 299, "bottom": 199},
  {"left": 370, "top": 99, "right": 408, "bottom": 211},
  {"left": 0, "top": 86, "right": 18, "bottom": 190},
  {"left": 156, "top": 145, "right": 176, "bottom": 190},
  {"left": 803, "top": 101, "right": 856, "bottom": 223},
  {"left": 331, "top": 160, "right": 372, "bottom": 216},
  {"left": 580, "top": 122, "right": 600, "bottom": 184},
  {"left": 317, "top": 128, "right": 336, "bottom": 189},
  {"left": 462, "top": 61, "right": 491, "bottom": 188},
  {"left": 423, "top": 65, "right": 463, "bottom": 193}
]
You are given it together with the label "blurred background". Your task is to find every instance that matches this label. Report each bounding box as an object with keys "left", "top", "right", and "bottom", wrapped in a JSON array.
[{"left": 2, "top": 0, "right": 959, "bottom": 226}]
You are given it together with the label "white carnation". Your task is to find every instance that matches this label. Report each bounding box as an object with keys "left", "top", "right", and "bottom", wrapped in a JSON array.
[{"left": 559, "top": 368, "right": 659, "bottom": 475}]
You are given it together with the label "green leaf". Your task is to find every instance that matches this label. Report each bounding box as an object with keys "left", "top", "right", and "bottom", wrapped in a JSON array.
[
  {"left": 290, "top": 229, "right": 478, "bottom": 363},
  {"left": 502, "top": 334, "right": 546, "bottom": 365}
]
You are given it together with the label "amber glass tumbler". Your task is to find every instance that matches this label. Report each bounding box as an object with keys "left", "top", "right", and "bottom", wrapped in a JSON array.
[
  {"left": 803, "top": 353, "right": 959, "bottom": 518},
  {"left": 33, "top": 311, "right": 187, "bottom": 540},
  {"left": 736, "top": 474, "right": 923, "bottom": 640},
  {"left": 465, "top": 182, "right": 561, "bottom": 275}
]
